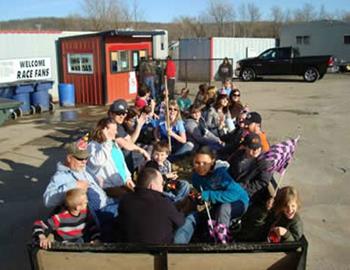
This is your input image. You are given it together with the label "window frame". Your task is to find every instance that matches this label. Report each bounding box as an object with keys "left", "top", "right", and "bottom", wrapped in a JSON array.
[
  {"left": 67, "top": 53, "right": 94, "bottom": 74},
  {"left": 110, "top": 50, "right": 131, "bottom": 74}
]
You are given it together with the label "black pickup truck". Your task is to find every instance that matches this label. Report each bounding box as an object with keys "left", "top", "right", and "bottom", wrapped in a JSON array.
[{"left": 235, "top": 47, "right": 334, "bottom": 82}]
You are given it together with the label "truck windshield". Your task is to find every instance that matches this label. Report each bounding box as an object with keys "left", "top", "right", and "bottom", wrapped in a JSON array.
[{"left": 260, "top": 49, "right": 277, "bottom": 60}]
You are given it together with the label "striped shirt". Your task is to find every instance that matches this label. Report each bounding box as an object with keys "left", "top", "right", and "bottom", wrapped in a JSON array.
[{"left": 33, "top": 208, "right": 99, "bottom": 242}]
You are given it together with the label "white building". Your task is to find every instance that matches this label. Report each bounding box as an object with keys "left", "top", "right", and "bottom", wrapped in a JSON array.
[
  {"left": 0, "top": 30, "right": 93, "bottom": 101},
  {"left": 280, "top": 20, "right": 350, "bottom": 61},
  {"left": 179, "top": 37, "right": 276, "bottom": 81}
]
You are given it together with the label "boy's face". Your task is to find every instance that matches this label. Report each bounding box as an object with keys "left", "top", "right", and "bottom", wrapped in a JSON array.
[
  {"left": 75, "top": 194, "right": 88, "bottom": 212},
  {"left": 246, "top": 147, "right": 262, "bottom": 158},
  {"left": 283, "top": 199, "right": 298, "bottom": 220},
  {"left": 152, "top": 150, "right": 168, "bottom": 164},
  {"left": 193, "top": 154, "right": 215, "bottom": 176}
]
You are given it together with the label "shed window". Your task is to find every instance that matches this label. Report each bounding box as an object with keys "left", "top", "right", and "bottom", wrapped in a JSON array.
[
  {"left": 344, "top": 35, "right": 350, "bottom": 44},
  {"left": 68, "top": 54, "right": 93, "bottom": 74},
  {"left": 111, "top": 51, "right": 130, "bottom": 73}
]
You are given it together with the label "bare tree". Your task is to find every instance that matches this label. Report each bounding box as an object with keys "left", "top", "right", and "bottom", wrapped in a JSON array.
[
  {"left": 206, "top": 0, "right": 235, "bottom": 36},
  {"left": 130, "top": 0, "right": 145, "bottom": 29},
  {"left": 318, "top": 5, "right": 333, "bottom": 20},
  {"left": 173, "top": 16, "right": 207, "bottom": 38},
  {"left": 238, "top": 3, "right": 248, "bottom": 37},
  {"left": 81, "top": 0, "right": 130, "bottom": 30},
  {"left": 246, "top": 2, "right": 261, "bottom": 36},
  {"left": 270, "top": 6, "right": 284, "bottom": 38},
  {"left": 293, "top": 3, "right": 317, "bottom": 22}
]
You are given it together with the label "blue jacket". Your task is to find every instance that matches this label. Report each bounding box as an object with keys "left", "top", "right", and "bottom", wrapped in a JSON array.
[
  {"left": 192, "top": 167, "right": 249, "bottom": 207},
  {"left": 43, "top": 162, "right": 112, "bottom": 210}
]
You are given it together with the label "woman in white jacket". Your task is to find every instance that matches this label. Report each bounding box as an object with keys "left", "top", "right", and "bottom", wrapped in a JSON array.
[{"left": 87, "top": 117, "right": 135, "bottom": 198}]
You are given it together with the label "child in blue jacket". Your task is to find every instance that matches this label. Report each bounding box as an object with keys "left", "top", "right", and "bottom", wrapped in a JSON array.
[{"left": 192, "top": 146, "right": 249, "bottom": 243}]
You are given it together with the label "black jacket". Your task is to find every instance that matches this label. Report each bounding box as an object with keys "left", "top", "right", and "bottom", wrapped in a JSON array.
[
  {"left": 228, "top": 149, "right": 273, "bottom": 202},
  {"left": 115, "top": 188, "right": 185, "bottom": 244}
]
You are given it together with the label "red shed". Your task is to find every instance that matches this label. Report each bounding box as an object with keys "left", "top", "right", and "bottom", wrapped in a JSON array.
[{"left": 58, "top": 30, "right": 166, "bottom": 105}]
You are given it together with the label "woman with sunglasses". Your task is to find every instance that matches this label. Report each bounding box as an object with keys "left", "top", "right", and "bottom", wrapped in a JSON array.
[
  {"left": 87, "top": 117, "right": 135, "bottom": 199},
  {"left": 228, "top": 89, "right": 244, "bottom": 127},
  {"left": 154, "top": 100, "right": 194, "bottom": 160}
]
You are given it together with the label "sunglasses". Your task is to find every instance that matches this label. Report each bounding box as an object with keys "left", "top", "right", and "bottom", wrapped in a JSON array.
[
  {"left": 169, "top": 108, "right": 178, "bottom": 112},
  {"left": 115, "top": 111, "right": 127, "bottom": 116},
  {"left": 74, "top": 156, "right": 88, "bottom": 161},
  {"left": 232, "top": 93, "right": 240, "bottom": 97}
]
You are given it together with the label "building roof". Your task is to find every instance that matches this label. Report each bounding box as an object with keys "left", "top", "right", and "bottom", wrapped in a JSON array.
[{"left": 59, "top": 29, "right": 166, "bottom": 40}]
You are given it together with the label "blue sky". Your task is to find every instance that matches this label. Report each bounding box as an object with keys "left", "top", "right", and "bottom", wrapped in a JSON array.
[{"left": 0, "top": 0, "right": 348, "bottom": 22}]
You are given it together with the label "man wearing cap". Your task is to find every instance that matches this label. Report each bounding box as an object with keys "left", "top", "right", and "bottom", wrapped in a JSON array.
[
  {"left": 108, "top": 99, "right": 150, "bottom": 173},
  {"left": 227, "top": 133, "right": 274, "bottom": 203},
  {"left": 244, "top": 112, "right": 270, "bottom": 152},
  {"left": 43, "top": 139, "right": 118, "bottom": 240}
]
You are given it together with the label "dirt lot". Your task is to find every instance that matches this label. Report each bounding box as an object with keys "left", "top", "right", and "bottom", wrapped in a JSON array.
[{"left": 0, "top": 73, "right": 349, "bottom": 269}]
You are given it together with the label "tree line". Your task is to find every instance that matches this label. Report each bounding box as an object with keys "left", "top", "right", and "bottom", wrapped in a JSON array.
[{"left": 0, "top": 0, "right": 349, "bottom": 41}]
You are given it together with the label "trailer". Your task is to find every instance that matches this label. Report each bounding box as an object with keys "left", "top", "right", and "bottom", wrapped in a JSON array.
[{"left": 28, "top": 236, "right": 308, "bottom": 270}]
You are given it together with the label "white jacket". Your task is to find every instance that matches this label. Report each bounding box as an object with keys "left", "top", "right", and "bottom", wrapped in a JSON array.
[{"left": 87, "top": 140, "right": 131, "bottom": 189}]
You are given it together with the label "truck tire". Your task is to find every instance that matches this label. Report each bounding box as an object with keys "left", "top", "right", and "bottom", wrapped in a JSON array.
[
  {"left": 303, "top": 67, "right": 319, "bottom": 82},
  {"left": 241, "top": 68, "right": 256, "bottom": 81}
]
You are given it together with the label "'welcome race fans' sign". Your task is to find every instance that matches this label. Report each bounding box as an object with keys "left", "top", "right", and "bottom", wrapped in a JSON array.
[{"left": 0, "top": 57, "right": 52, "bottom": 84}]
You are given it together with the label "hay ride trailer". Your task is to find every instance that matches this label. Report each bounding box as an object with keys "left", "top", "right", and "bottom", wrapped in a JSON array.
[{"left": 28, "top": 236, "right": 308, "bottom": 270}]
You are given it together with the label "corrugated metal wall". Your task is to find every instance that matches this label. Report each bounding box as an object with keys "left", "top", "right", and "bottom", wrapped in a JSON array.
[
  {"left": 212, "top": 37, "right": 276, "bottom": 79},
  {"left": 178, "top": 37, "right": 275, "bottom": 81},
  {"left": 179, "top": 38, "right": 210, "bottom": 81},
  {"left": 0, "top": 31, "right": 93, "bottom": 101},
  {"left": 60, "top": 35, "right": 104, "bottom": 105},
  {"left": 280, "top": 21, "right": 350, "bottom": 61}
]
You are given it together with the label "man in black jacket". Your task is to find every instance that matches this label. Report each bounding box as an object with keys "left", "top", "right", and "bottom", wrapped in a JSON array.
[
  {"left": 228, "top": 133, "right": 274, "bottom": 203},
  {"left": 115, "top": 168, "right": 185, "bottom": 244}
]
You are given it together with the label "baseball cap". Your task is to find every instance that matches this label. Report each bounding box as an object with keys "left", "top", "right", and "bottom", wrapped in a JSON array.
[
  {"left": 65, "top": 139, "right": 89, "bottom": 159},
  {"left": 243, "top": 133, "right": 262, "bottom": 150},
  {"left": 245, "top": 112, "right": 262, "bottom": 125},
  {"left": 109, "top": 99, "right": 128, "bottom": 113}
]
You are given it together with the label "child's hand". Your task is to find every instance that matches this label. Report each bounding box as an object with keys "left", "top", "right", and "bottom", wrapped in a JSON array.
[
  {"left": 273, "top": 226, "right": 288, "bottom": 237},
  {"left": 39, "top": 234, "right": 52, "bottom": 250},
  {"left": 266, "top": 197, "right": 274, "bottom": 210},
  {"left": 125, "top": 179, "right": 135, "bottom": 191},
  {"left": 166, "top": 172, "right": 178, "bottom": 180}
]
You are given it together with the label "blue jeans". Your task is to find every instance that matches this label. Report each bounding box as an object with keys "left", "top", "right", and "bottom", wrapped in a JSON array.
[
  {"left": 144, "top": 76, "right": 156, "bottom": 98},
  {"left": 174, "top": 212, "right": 198, "bottom": 244},
  {"left": 214, "top": 201, "right": 246, "bottom": 227},
  {"left": 169, "top": 142, "right": 194, "bottom": 161},
  {"left": 163, "top": 180, "right": 191, "bottom": 203},
  {"left": 93, "top": 201, "right": 119, "bottom": 242}
]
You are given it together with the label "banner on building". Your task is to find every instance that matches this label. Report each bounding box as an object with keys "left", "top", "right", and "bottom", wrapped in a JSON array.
[{"left": 0, "top": 57, "right": 52, "bottom": 84}]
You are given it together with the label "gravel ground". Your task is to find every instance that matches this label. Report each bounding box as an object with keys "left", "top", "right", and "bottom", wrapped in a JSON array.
[{"left": 0, "top": 73, "right": 349, "bottom": 269}]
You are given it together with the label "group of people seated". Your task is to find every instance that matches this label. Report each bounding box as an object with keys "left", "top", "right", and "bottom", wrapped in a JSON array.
[{"left": 32, "top": 79, "right": 303, "bottom": 248}]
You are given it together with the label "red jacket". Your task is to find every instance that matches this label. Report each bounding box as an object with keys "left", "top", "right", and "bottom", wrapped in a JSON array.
[{"left": 165, "top": 60, "right": 176, "bottom": 78}]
